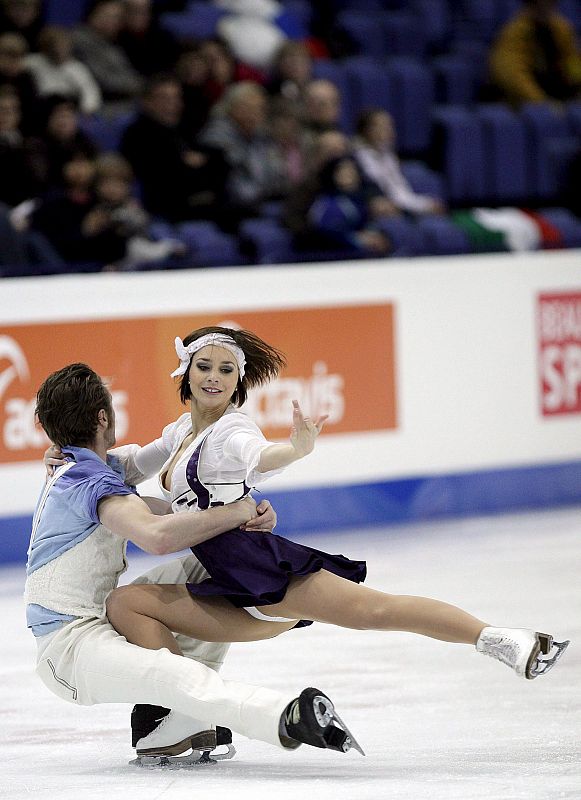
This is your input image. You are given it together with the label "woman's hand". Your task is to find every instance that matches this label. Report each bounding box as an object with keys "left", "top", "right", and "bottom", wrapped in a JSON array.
[
  {"left": 43, "top": 443, "right": 66, "bottom": 477},
  {"left": 242, "top": 498, "right": 277, "bottom": 533},
  {"left": 289, "top": 399, "right": 328, "bottom": 459}
]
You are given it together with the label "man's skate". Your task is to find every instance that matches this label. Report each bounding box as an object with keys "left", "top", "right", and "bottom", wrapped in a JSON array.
[
  {"left": 476, "top": 627, "right": 570, "bottom": 679},
  {"left": 279, "top": 687, "right": 365, "bottom": 755},
  {"left": 129, "top": 704, "right": 235, "bottom": 768}
]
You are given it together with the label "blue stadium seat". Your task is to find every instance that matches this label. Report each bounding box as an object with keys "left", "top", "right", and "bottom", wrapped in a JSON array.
[
  {"left": 384, "top": 58, "right": 435, "bottom": 155},
  {"left": 337, "top": 11, "right": 389, "bottom": 59},
  {"left": 374, "top": 215, "right": 426, "bottom": 257},
  {"left": 79, "top": 112, "right": 136, "bottom": 152},
  {"left": 452, "top": 0, "right": 503, "bottom": 45},
  {"left": 416, "top": 216, "right": 473, "bottom": 256},
  {"left": 343, "top": 57, "right": 394, "bottom": 121},
  {"left": 160, "top": 2, "right": 227, "bottom": 41},
  {"left": 410, "top": 0, "right": 452, "bottom": 53},
  {"left": 520, "top": 103, "right": 572, "bottom": 201},
  {"left": 239, "top": 219, "right": 295, "bottom": 265},
  {"left": 476, "top": 104, "right": 529, "bottom": 204},
  {"left": 44, "top": 0, "right": 89, "bottom": 26},
  {"left": 176, "top": 222, "right": 243, "bottom": 268},
  {"left": 432, "top": 55, "right": 479, "bottom": 106},
  {"left": 538, "top": 208, "right": 581, "bottom": 248},
  {"left": 566, "top": 102, "right": 581, "bottom": 136},
  {"left": 381, "top": 11, "right": 427, "bottom": 58},
  {"left": 431, "top": 106, "right": 487, "bottom": 204},
  {"left": 401, "top": 161, "right": 446, "bottom": 202}
]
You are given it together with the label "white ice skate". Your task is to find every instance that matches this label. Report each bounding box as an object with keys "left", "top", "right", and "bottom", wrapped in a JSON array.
[
  {"left": 476, "top": 627, "right": 570, "bottom": 679},
  {"left": 129, "top": 710, "right": 236, "bottom": 768}
]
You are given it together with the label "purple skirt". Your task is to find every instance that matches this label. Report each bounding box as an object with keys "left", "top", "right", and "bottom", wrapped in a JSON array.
[{"left": 186, "top": 529, "right": 367, "bottom": 629}]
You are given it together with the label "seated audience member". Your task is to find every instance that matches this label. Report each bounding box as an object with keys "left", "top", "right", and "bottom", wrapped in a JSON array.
[
  {"left": 27, "top": 96, "right": 99, "bottom": 192},
  {"left": 90, "top": 152, "right": 185, "bottom": 270},
  {"left": 302, "top": 78, "right": 342, "bottom": 154},
  {"left": 0, "top": 0, "right": 43, "bottom": 50},
  {"left": 72, "top": 0, "right": 144, "bottom": 113},
  {"left": 0, "top": 31, "right": 38, "bottom": 132},
  {"left": 488, "top": 0, "right": 581, "bottom": 107},
  {"left": 268, "top": 40, "right": 313, "bottom": 105},
  {"left": 118, "top": 0, "right": 179, "bottom": 77},
  {"left": 0, "top": 86, "right": 38, "bottom": 206},
  {"left": 31, "top": 154, "right": 100, "bottom": 266},
  {"left": 120, "top": 74, "right": 228, "bottom": 223},
  {"left": 267, "top": 100, "right": 309, "bottom": 191},
  {"left": 199, "top": 37, "right": 266, "bottom": 105},
  {"left": 306, "top": 155, "right": 391, "bottom": 256},
  {"left": 198, "top": 81, "right": 288, "bottom": 220},
  {"left": 0, "top": 200, "right": 65, "bottom": 276},
  {"left": 284, "top": 129, "right": 393, "bottom": 241},
  {"left": 25, "top": 26, "right": 102, "bottom": 115},
  {"left": 175, "top": 45, "right": 215, "bottom": 137},
  {"left": 354, "top": 109, "right": 445, "bottom": 216}
]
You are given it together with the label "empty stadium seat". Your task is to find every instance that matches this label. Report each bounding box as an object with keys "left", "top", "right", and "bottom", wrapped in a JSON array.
[
  {"left": 160, "top": 2, "right": 227, "bottom": 41},
  {"left": 401, "top": 161, "right": 446, "bottom": 202},
  {"left": 520, "top": 103, "right": 573, "bottom": 200},
  {"left": 337, "top": 11, "right": 389, "bottom": 59},
  {"left": 343, "top": 57, "right": 394, "bottom": 121},
  {"left": 476, "top": 104, "right": 529, "bottom": 204},
  {"left": 384, "top": 57, "right": 435, "bottom": 155},
  {"left": 538, "top": 208, "right": 581, "bottom": 248},
  {"left": 432, "top": 54, "right": 479, "bottom": 106},
  {"left": 431, "top": 106, "right": 487, "bottom": 204},
  {"left": 176, "top": 221, "right": 244, "bottom": 268},
  {"left": 239, "top": 219, "right": 295, "bottom": 265},
  {"left": 416, "top": 215, "right": 473, "bottom": 255}
]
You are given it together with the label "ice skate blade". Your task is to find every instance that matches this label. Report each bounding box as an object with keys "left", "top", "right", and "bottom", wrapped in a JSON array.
[
  {"left": 526, "top": 635, "right": 570, "bottom": 679},
  {"left": 129, "top": 744, "right": 236, "bottom": 769},
  {"left": 329, "top": 706, "right": 366, "bottom": 756}
]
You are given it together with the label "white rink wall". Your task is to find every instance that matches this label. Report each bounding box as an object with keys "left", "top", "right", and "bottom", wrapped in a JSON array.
[{"left": 1, "top": 250, "right": 581, "bottom": 560}]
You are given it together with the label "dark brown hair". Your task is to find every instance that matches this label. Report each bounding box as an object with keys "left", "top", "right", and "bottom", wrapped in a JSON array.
[
  {"left": 177, "top": 326, "right": 286, "bottom": 407},
  {"left": 35, "top": 362, "right": 112, "bottom": 447}
]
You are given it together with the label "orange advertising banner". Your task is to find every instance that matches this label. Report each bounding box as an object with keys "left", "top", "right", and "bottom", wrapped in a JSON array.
[{"left": 0, "top": 304, "right": 396, "bottom": 464}]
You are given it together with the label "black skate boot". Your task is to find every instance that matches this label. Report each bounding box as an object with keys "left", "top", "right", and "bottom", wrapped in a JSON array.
[{"left": 279, "top": 688, "right": 365, "bottom": 755}]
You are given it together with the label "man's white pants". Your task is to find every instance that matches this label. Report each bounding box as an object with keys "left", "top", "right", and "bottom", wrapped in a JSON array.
[{"left": 34, "top": 554, "right": 288, "bottom": 748}]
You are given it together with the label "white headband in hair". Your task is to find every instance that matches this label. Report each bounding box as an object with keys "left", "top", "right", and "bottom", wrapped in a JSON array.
[{"left": 170, "top": 334, "right": 246, "bottom": 378}]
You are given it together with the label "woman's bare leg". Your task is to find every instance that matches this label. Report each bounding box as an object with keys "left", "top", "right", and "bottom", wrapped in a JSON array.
[
  {"left": 263, "top": 571, "right": 487, "bottom": 644},
  {"left": 106, "top": 584, "right": 295, "bottom": 649}
]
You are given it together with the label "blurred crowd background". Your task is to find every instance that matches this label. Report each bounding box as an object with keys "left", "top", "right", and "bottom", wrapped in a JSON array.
[{"left": 0, "top": 0, "right": 580, "bottom": 276}]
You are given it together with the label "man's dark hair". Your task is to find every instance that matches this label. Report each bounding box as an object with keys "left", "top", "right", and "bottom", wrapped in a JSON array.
[{"left": 35, "top": 363, "right": 112, "bottom": 447}]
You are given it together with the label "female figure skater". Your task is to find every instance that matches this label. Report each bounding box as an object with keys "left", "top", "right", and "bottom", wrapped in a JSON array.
[{"left": 46, "top": 326, "right": 569, "bottom": 754}]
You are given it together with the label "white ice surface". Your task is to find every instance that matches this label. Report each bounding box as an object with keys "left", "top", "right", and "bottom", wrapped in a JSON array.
[{"left": 1, "top": 507, "right": 579, "bottom": 800}]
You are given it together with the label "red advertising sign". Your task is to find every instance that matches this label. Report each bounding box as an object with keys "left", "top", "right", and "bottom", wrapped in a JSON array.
[{"left": 538, "top": 292, "right": 581, "bottom": 416}]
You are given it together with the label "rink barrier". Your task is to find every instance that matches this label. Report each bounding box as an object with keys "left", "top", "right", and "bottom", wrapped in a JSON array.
[{"left": 3, "top": 458, "right": 581, "bottom": 566}]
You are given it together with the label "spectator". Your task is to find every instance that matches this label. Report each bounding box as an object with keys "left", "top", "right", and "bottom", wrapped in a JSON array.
[
  {"left": 31, "top": 153, "right": 100, "bottom": 266},
  {"left": 284, "top": 129, "right": 351, "bottom": 238},
  {"left": 198, "top": 80, "right": 288, "bottom": 220},
  {"left": 199, "top": 37, "right": 266, "bottom": 105},
  {"left": 268, "top": 40, "right": 312, "bottom": 105},
  {"left": 0, "top": 85, "right": 37, "bottom": 206},
  {"left": 27, "top": 96, "right": 99, "bottom": 192},
  {"left": 0, "top": 31, "right": 38, "bottom": 132},
  {"left": 90, "top": 152, "right": 185, "bottom": 270},
  {"left": 284, "top": 129, "right": 392, "bottom": 240},
  {"left": 354, "top": 109, "right": 445, "bottom": 216},
  {"left": 25, "top": 26, "right": 102, "bottom": 115},
  {"left": 0, "top": 0, "right": 43, "bottom": 51},
  {"left": 120, "top": 74, "right": 228, "bottom": 223},
  {"left": 0, "top": 200, "right": 65, "bottom": 276},
  {"left": 306, "top": 155, "right": 391, "bottom": 256},
  {"left": 488, "top": 0, "right": 581, "bottom": 107},
  {"left": 302, "top": 78, "right": 342, "bottom": 154},
  {"left": 267, "top": 100, "right": 309, "bottom": 190},
  {"left": 175, "top": 45, "right": 214, "bottom": 137},
  {"left": 118, "top": 0, "right": 179, "bottom": 77},
  {"left": 72, "top": 0, "right": 144, "bottom": 114}
]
